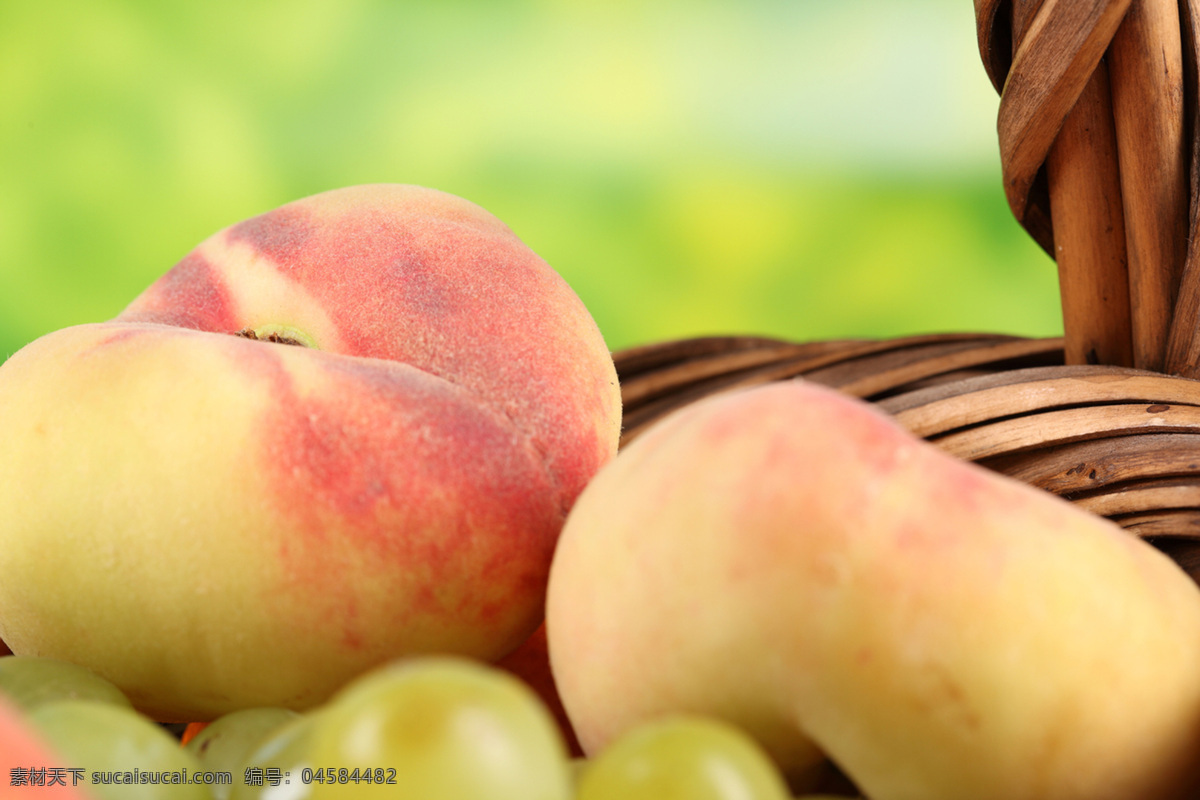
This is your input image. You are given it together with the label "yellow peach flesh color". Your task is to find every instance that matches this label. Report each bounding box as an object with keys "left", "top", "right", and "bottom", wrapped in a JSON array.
[{"left": 547, "top": 380, "right": 1200, "bottom": 800}]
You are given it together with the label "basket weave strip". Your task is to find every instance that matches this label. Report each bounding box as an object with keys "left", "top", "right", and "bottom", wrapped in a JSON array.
[
  {"left": 616, "top": 334, "right": 1062, "bottom": 447},
  {"left": 981, "top": 432, "right": 1200, "bottom": 492},
  {"left": 614, "top": 337, "right": 1200, "bottom": 581}
]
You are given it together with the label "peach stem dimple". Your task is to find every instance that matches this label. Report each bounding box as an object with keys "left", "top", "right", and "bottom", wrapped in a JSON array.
[{"left": 234, "top": 325, "right": 315, "bottom": 349}]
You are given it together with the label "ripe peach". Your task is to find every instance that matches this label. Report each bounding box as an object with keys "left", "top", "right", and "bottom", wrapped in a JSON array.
[
  {"left": 547, "top": 381, "right": 1200, "bottom": 799},
  {"left": 0, "top": 184, "right": 621, "bottom": 721}
]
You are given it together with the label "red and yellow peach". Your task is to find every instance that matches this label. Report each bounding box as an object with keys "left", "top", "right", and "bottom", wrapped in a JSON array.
[
  {"left": 0, "top": 184, "right": 621, "bottom": 721},
  {"left": 547, "top": 380, "right": 1200, "bottom": 799}
]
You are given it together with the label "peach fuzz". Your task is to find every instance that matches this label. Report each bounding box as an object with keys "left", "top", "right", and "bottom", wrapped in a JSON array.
[
  {"left": 546, "top": 380, "right": 1200, "bottom": 800},
  {"left": 0, "top": 184, "right": 621, "bottom": 722}
]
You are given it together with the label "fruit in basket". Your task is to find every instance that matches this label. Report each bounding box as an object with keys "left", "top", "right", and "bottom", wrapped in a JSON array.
[
  {"left": 229, "top": 710, "right": 324, "bottom": 800},
  {"left": 494, "top": 621, "right": 583, "bottom": 756},
  {"left": 185, "top": 706, "right": 300, "bottom": 800},
  {"left": 0, "top": 183, "right": 622, "bottom": 722},
  {"left": 29, "top": 700, "right": 212, "bottom": 800},
  {"left": 0, "top": 655, "right": 132, "bottom": 711},
  {"left": 307, "top": 656, "right": 572, "bottom": 799},
  {"left": 547, "top": 380, "right": 1200, "bottom": 799},
  {"left": 574, "top": 714, "right": 792, "bottom": 800}
]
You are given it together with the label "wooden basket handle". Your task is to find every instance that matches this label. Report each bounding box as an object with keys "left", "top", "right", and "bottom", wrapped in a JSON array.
[{"left": 975, "top": 0, "right": 1200, "bottom": 375}]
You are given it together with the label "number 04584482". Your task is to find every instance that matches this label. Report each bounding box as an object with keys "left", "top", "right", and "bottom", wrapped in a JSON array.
[{"left": 301, "top": 767, "right": 397, "bottom": 785}]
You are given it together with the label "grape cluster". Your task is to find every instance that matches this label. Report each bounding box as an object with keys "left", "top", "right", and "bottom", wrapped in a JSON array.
[{"left": 1, "top": 653, "right": 858, "bottom": 799}]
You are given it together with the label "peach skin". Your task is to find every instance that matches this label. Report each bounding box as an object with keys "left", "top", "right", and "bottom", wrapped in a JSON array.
[
  {"left": 0, "top": 184, "right": 621, "bottom": 721},
  {"left": 547, "top": 380, "right": 1200, "bottom": 800}
]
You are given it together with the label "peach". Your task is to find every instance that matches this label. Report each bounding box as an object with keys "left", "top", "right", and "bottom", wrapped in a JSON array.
[
  {"left": 547, "top": 381, "right": 1200, "bottom": 799},
  {"left": 0, "top": 184, "right": 621, "bottom": 721}
]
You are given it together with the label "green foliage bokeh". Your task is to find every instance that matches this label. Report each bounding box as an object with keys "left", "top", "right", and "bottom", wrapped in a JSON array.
[{"left": 0, "top": 0, "right": 1060, "bottom": 364}]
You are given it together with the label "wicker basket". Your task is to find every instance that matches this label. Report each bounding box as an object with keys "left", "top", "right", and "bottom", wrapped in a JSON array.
[{"left": 610, "top": 0, "right": 1200, "bottom": 583}]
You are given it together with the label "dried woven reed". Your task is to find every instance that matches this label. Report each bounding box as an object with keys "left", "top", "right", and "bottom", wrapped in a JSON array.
[{"left": 610, "top": 0, "right": 1200, "bottom": 582}]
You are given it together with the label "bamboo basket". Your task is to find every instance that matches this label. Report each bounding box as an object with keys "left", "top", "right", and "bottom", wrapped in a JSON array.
[{"left": 610, "top": 0, "right": 1200, "bottom": 583}]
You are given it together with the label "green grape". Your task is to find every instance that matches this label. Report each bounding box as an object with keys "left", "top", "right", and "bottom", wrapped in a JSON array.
[
  {"left": 0, "top": 655, "right": 131, "bottom": 711},
  {"left": 29, "top": 700, "right": 212, "bottom": 800},
  {"left": 575, "top": 715, "right": 792, "bottom": 800},
  {"left": 185, "top": 708, "right": 300, "bottom": 800},
  {"left": 307, "top": 656, "right": 571, "bottom": 799},
  {"left": 228, "top": 710, "right": 323, "bottom": 800}
]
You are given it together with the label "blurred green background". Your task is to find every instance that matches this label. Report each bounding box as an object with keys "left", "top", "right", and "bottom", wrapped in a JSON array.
[{"left": 0, "top": 0, "right": 1061, "bottom": 364}]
